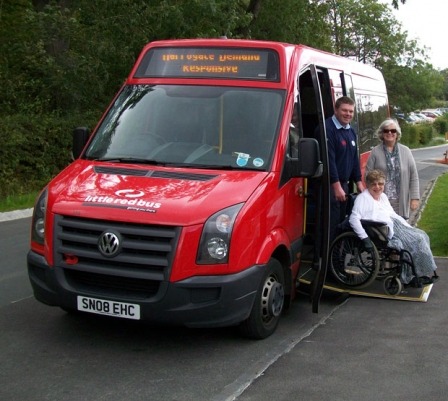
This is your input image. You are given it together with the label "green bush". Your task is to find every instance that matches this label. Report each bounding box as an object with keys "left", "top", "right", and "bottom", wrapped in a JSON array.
[
  {"left": 400, "top": 123, "right": 436, "bottom": 147},
  {"left": 418, "top": 124, "right": 434, "bottom": 145},
  {"left": 400, "top": 123, "right": 418, "bottom": 147},
  {"left": 433, "top": 116, "right": 448, "bottom": 136},
  {"left": 0, "top": 112, "right": 99, "bottom": 199}
]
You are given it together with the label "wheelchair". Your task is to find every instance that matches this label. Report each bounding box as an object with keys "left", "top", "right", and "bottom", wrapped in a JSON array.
[{"left": 328, "top": 216, "right": 419, "bottom": 296}]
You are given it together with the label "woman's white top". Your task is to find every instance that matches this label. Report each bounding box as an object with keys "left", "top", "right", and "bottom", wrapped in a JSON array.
[{"left": 349, "top": 189, "right": 410, "bottom": 240}]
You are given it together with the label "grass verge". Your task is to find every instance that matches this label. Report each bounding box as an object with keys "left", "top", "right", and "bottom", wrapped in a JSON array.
[
  {"left": 417, "top": 172, "right": 448, "bottom": 256},
  {"left": 0, "top": 192, "right": 39, "bottom": 213}
]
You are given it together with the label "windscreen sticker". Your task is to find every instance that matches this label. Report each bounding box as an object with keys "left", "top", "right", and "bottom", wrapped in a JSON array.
[
  {"left": 252, "top": 157, "right": 264, "bottom": 167},
  {"left": 235, "top": 152, "right": 250, "bottom": 167}
]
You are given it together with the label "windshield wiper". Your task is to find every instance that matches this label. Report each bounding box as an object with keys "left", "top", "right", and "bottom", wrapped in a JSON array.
[
  {"left": 185, "top": 163, "right": 261, "bottom": 171},
  {"left": 94, "top": 157, "right": 166, "bottom": 165},
  {"left": 92, "top": 158, "right": 262, "bottom": 171}
]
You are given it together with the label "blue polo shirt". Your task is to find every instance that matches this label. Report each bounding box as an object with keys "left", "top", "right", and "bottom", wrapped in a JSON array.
[{"left": 326, "top": 115, "right": 362, "bottom": 185}]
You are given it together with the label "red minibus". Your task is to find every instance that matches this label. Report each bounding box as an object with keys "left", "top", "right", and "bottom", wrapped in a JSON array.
[{"left": 27, "top": 39, "right": 389, "bottom": 338}]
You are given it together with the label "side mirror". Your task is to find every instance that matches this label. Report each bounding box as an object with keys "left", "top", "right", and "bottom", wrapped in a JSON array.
[
  {"left": 289, "top": 138, "right": 322, "bottom": 178},
  {"left": 72, "top": 127, "right": 90, "bottom": 160}
]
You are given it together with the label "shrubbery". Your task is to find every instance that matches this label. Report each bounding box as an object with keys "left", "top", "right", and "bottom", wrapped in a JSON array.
[
  {"left": 1, "top": 3, "right": 447, "bottom": 203},
  {"left": 400, "top": 124, "right": 419, "bottom": 146},
  {"left": 418, "top": 124, "right": 434, "bottom": 145},
  {"left": 399, "top": 120, "right": 445, "bottom": 148},
  {"left": 433, "top": 116, "right": 448, "bottom": 136},
  {"left": 0, "top": 112, "right": 99, "bottom": 199},
  {"left": 400, "top": 113, "right": 448, "bottom": 148}
]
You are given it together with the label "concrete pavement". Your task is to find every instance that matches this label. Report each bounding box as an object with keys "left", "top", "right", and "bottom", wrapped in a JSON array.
[
  {"left": 236, "top": 155, "right": 448, "bottom": 401},
  {"left": 237, "top": 256, "right": 448, "bottom": 401},
  {"left": 0, "top": 207, "right": 32, "bottom": 222}
]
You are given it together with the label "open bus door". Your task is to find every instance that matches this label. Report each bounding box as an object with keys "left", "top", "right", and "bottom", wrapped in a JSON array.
[{"left": 298, "top": 65, "right": 331, "bottom": 313}]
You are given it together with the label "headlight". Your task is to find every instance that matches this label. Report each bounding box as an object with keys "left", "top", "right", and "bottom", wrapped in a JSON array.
[
  {"left": 31, "top": 188, "right": 48, "bottom": 245},
  {"left": 196, "top": 203, "right": 243, "bottom": 264}
]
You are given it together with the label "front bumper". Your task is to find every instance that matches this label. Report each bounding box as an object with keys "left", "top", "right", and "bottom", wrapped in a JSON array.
[{"left": 27, "top": 250, "right": 266, "bottom": 328}]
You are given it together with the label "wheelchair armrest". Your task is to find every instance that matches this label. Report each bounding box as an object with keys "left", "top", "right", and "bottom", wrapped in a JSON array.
[
  {"left": 360, "top": 220, "right": 389, "bottom": 243},
  {"left": 360, "top": 219, "right": 387, "bottom": 228}
]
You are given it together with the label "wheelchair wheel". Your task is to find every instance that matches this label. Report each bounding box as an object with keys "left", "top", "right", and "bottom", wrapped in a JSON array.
[
  {"left": 329, "top": 231, "right": 380, "bottom": 289},
  {"left": 383, "top": 275, "right": 402, "bottom": 296}
]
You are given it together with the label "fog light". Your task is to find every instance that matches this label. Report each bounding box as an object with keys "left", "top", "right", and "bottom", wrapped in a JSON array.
[
  {"left": 207, "top": 237, "right": 228, "bottom": 260},
  {"left": 35, "top": 218, "right": 45, "bottom": 239}
]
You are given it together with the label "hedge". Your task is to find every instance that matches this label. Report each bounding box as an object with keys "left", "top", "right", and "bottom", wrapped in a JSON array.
[{"left": 0, "top": 112, "right": 99, "bottom": 199}]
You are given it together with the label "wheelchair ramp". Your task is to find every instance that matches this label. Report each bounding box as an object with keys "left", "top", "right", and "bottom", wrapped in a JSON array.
[{"left": 298, "top": 268, "right": 433, "bottom": 302}]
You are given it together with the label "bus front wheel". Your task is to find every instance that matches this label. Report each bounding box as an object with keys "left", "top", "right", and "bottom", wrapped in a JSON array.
[{"left": 239, "top": 258, "right": 285, "bottom": 339}]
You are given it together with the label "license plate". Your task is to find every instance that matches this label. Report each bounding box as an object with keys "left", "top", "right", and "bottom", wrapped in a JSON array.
[{"left": 77, "top": 296, "right": 140, "bottom": 320}]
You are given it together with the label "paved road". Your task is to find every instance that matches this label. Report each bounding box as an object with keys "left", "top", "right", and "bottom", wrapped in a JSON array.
[
  {"left": 0, "top": 218, "right": 33, "bottom": 308},
  {"left": 412, "top": 144, "right": 448, "bottom": 196},
  {"left": 0, "top": 243, "right": 346, "bottom": 401},
  {"left": 1, "top": 143, "right": 447, "bottom": 401}
]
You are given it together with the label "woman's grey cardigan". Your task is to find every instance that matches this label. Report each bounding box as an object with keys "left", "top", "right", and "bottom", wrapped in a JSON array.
[{"left": 365, "top": 143, "right": 419, "bottom": 219}]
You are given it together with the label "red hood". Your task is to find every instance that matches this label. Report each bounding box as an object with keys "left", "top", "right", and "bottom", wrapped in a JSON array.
[{"left": 49, "top": 160, "right": 268, "bottom": 225}]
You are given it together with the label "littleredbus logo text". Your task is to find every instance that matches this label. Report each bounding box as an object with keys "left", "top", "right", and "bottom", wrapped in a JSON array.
[{"left": 84, "top": 195, "right": 161, "bottom": 209}]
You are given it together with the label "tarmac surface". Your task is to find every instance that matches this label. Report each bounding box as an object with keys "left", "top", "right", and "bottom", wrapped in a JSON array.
[
  {"left": 1, "top": 151, "right": 447, "bottom": 401},
  {"left": 238, "top": 156, "right": 448, "bottom": 401},
  {"left": 236, "top": 260, "right": 448, "bottom": 401}
]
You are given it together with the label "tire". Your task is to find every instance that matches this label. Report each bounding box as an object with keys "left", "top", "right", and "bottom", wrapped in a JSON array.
[
  {"left": 239, "top": 258, "right": 285, "bottom": 339},
  {"left": 383, "top": 275, "right": 402, "bottom": 296},
  {"left": 329, "top": 231, "right": 380, "bottom": 289}
]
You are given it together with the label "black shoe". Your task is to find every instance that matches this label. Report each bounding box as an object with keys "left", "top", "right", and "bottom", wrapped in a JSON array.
[
  {"left": 419, "top": 276, "right": 438, "bottom": 285},
  {"left": 408, "top": 277, "right": 421, "bottom": 288}
]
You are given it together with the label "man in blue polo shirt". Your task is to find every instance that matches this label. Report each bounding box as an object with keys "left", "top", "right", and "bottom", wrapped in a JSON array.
[{"left": 326, "top": 96, "right": 365, "bottom": 242}]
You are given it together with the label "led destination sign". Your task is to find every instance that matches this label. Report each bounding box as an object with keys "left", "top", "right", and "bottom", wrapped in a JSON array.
[{"left": 135, "top": 47, "right": 279, "bottom": 80}]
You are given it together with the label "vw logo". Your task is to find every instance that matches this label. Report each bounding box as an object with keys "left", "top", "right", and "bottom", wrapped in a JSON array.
[{"left": 98, "top": 231, "right": 121, "bottom": 257}]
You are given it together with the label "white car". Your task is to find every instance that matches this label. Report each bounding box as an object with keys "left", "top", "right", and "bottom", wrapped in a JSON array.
[{"left": 413, "top": 112, "right": 434, "bottom": 122}]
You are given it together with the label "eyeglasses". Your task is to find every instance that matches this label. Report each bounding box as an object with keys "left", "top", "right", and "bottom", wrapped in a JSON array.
[{"left": 383, "top": 129, "right": 397, "bottom": 134}]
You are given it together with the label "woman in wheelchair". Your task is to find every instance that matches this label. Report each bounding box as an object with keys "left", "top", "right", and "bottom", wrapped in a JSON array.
[
  {"left": 329, "top": 169, "right": 438, "bottom": 294},
  {"left": 349, "top": 169, "right": 438, "bottom": 285}
]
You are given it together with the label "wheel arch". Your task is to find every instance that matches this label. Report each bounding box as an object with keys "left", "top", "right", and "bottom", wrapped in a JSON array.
[
  {"left": 271, "top": 245, "right": 293, "bottom": 307},
  {"left": 253, "top": 229, "right": 294, "bottom": 306}
]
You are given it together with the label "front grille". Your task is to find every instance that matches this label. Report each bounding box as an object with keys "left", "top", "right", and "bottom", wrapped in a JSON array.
[{"left": 54, "top": 215, "right": 180, "bottom": 298}]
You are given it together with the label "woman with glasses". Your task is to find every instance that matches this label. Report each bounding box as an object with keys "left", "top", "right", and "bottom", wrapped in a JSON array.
[{"left": 365, "top": 118, "right": 419, "bottom": 219}]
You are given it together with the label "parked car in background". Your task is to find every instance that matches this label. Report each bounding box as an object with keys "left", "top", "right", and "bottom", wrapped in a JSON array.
[
  {"left": 413, "top": 112, "right": 434, "bottom": 122},
  {"left": 395, "top": 114, "right": 419, "bottom": 125},
  {"left": 421, "top": 110, "right": 441, "bottom": 119},
  {"left": 436, "top": 108, "right": 448, "bottom": 115}
]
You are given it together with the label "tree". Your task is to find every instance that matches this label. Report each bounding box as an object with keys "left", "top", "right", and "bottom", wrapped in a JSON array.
[
  {"left": 391, "top": 0, "right": 406, "bottom": 9},
  {"left": 382, "top": 61, "right": 444, "bottom": 112},
  {"left": 323, "top": 0, "right": 411, "bottom": 68},
  {"left": 317, "top": 0, "right": 444, "bottom": 111},
  {"left": 247, "top": 0, "right": 331, "bottom": 49},
  {"left": 1, "top": 0, "right": 447, "bottom": 200},
  {"left": 440, "top": 69, "right": 448, "bottom": 102}
]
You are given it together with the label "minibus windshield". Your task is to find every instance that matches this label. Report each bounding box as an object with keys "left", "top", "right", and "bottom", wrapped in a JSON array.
[{"left": 85, "top": 85, "right": 284, "bottom": 171}]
